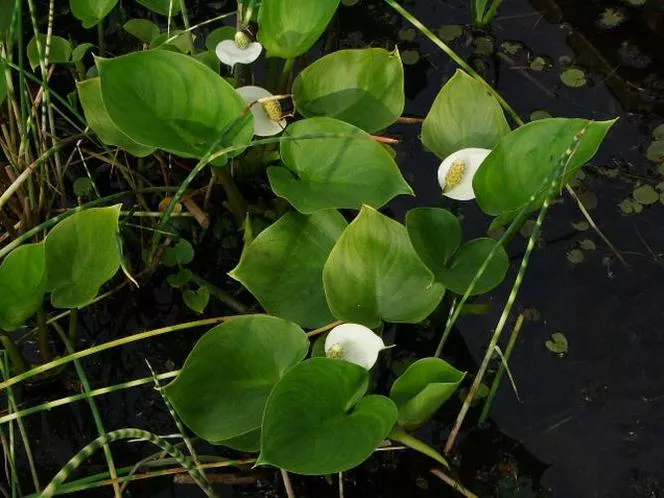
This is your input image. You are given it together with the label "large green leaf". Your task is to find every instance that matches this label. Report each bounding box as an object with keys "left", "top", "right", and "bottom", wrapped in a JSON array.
[
  {"left": 97, "top": 50, "right": 253, "bottom": 159},
  {"left": 437, "top": 238, "right": 509, "bottom": 296},
  {"left": 473, "top": 118, "right": 616, "bottom": 215},
  {"left": 165, "top": 316, "right": 309, "bottom": 445},
  {"left": 292, "top": 48, "right": 404, "bottom": 133},
  {"left": 0, "top": 243, "right": 46, "bottom": 332},
  {"left": 258, "top": 0, "right": 340, "bottom": 58},
  {"left": 390, "top": 357, "right": 465, "bottom": 430},
  {"left": 269, "top": 118, "right": 412, "bottom": 213},
  {"left": 27, "top": 34, "right": 72, "bottom": 70},
  {"left": 406, "top": 208, "right": 461, "bottom": 275},
  {"left": 77, "top": 78, "right": 155, "bottom": 157},
  {"left": 230, "top": 210, "right": 347, "bottom": 328},
  {"left": 123, "top": 19, "right": 160, "bottom": 43},
  {"left": 70, "top": 0, "right": 118, "bottom": 28},
  {"left": 323, "top": 205, "right": 445, "bottom": 328},
  {"left": 421, "top": 70, "right": 510, "bottom": 160},
  {"left": 136, "top": 0, "right": 181, "bottom": 15},
  {"left": 259, "top": 358, "right": 398, "bottom": 474},
  {"left": 44, "top": 205, "right": 122, "bottom": 308}
]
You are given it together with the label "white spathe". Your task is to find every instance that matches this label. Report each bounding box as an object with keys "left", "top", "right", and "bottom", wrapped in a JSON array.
[
  {"left": 437, "top": 147, "right": 492, "bottom": 201},
  {"left": 215, "top": 39, "right": 262, "bottom": 68},
  {"left": 324, "top": 323, "right": 387, "bottom": 370},
  {"left": 236, "top": 86, "right": 286, "bottom": 137}
]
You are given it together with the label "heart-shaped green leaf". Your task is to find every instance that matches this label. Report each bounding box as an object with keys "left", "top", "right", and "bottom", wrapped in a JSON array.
[
  {"left": 70, "top": 0, "right": 118, "bottom": 28},
  {"left": 545, "top": 332, "right": 568, "bottom": 354},
  {"left": 437, "top": 238, "right": 509, "bottom": 296},
  {"left": 162, "top": 239, "right": 194, "bottom": 267},
  {"left": 292, "top": 48, "right": 405, "bottom": 133},
  {"left": 165, "top": 315, "right": 309, "bottom": 444},
  {"left": 269, "top": 118, "right": 412, "bottom": 213},
  {"left": 390, "top": 357, "right": 465, "bottom": 430},
  {"left": 259, "top": 357, "right": 398, "bottom": 474},
  {"left": 406, "top": 208, "right": 461, "bottom": 275},
  {"left": 77, "top": 78, "right": 155, "bottom": 157},
  {"left": 123, "top": 19, "right": 160, "bottom": 43},
  {"left": 136, "top": 0, "right": 181, "bottom": 15},
  {"left": 421, "top": 70, "right": 510, "bottom": 160},
  {"left": 205, "top": 26, "right": 235, "bottom": 51},
  {"left": 71, "top": 43, "right": 94, "bottom": 63},
  {"left": 323, "top": 205, "right": 445, "bottom": 328},
  {"left": 0, "top": 243, "right": 46, "bottom": 332},
  {"left": 473, "top": 118, "right": 616, "bottom": 215},
  {"left": 97, "top": 50, "right": 253, "bottom": 159},
  {"left": 44, "top": 205, "right": 122, "bottom": 308},
  {"left": 258, "top": 0, "right": 340, "bottom": 58},
  {"left": 182, "top": 286, "right": 209, "bottom": 314},
  {"left": 167, "top": 268, "right": 193, "bottom": 288},
  {"left": 27, "top": 34, "right": 72, "bottom": 70},
  {"left": 230, "top": 210, "right": 347, "bottom": 328}
]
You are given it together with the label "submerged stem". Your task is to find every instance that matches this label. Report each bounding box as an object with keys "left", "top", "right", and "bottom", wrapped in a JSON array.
[{"left": 389, "top": 427, "right": 448, "bottom": 468}]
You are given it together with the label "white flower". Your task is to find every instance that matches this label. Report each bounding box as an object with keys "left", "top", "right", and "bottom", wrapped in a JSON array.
[
  {"left": 437, "top": 147, "right": 492, "bottom": 201},
  {"left": 236, "top": 86, "right": 287, "bottom": 137},
  {"left": 215, "top": 31, "right": 262, "bottom": 68},
  {"left": 324, "top": 323, "right": 387, "bottom": 370}
]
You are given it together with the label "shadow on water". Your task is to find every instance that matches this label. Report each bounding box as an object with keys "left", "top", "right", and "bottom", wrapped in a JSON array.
[{"left": 15, "top": 0, "right": 664, "bottom": 496}]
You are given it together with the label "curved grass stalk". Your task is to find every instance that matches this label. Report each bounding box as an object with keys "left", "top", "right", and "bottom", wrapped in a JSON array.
[
  {"left": 40, "top": 429, "right": 218, "bottom": 498},
  {"left": 0, "top": 316, "right": 237, "bottom": 392},
  {"left": 443, "top": 125, "right": 591, "bottom": 455},
  {"left": 50, "top": 322, "right": 122, "bottom": 497}
]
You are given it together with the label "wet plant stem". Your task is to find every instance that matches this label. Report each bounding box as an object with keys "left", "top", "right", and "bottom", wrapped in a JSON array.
[
  {"left": 389, "top": 427, "right": 448, "bottom": 468},
  {"left": 68, "top": 309, "right": 78, "bottom": 345},
  {"left": 37, "top": 308, "right": 53, "bottom": 364},
  {"left": 266, "top": 57, "right": 281, "bottom": 93},
  {"left": 216, "top": 166, "right": 248, "bottom": 226},
  {"left": 278, "top": 58, "right": 295, "bottom": 93},
  {"left": 97, "top": 21, "right": 105, "bottom": 57},
  {"left": 0, "top": 334, "right": 27, "bottom": 374}
]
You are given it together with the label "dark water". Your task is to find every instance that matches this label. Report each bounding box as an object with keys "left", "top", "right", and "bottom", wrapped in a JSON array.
[{"left": 8, "top": 0, "right": 664, "bottom": 496}]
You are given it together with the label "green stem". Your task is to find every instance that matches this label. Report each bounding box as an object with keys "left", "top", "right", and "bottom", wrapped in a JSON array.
[
  {"left": 37, "top": 308, "right": 53, "bottom": 363},
  {"left": 97, "top": 20, "right": 105, "bottom": 57},
  {"left": 478, "top": 314, "right": 524, "bottom": 426},
  {"left": 68, "top": 309, "right": 78, "bottom": 346},
  {"left": 265, "top": 57, "right": 281, "bottom": 94},
  {"left": 0, "top": 334, "right": 28, "bottom": 374},
  {"left": 190, "top": 273, "right": 248, "bottom": 313},
  {"left": 389, "top": 427, "right": 449, "bottom": 468},
  {"left": 216, "top": 167, "right": 248, "bottom": 227},
  {"left": 178, "top": 0, "right": 195, "bottom": 54},
  {"left": 278, "top": 58, "right": 295, "bottom": 93}
]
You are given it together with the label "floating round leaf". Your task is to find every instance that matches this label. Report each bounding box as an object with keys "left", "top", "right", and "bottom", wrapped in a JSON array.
[
  {"left": 421, "top": 70, "right": 510, "bottom": 160},
  {"left": 269, "top": 118, "right": 412, "bottom": 213},
  {"left": 164, "top": 315, "right": 309, "bottom": 445},
  {"left": 473, "top": 118, "right": 616, "bottom": 215},
  {"left": 390, "top": 357, "right": 465, "bottom": 430},
  {"left": 323, "top": 205, "right": 445, "bottom": 328},
  {"left": 324, "top": 323, "right": 387, "bottom": 370},
  {"left": 44, "top": 205, "right": 122, "bottom": 308},
  {"left": 292, "top": 48, "right": 405, "bottom": 133},
  {"left": 258, "top": 0, "right": 340, "bottom": 58},
  {"left": 0, "top": 243, "right": 46, "bottom": 332},
  {"left": 560, "top": 68, "right": 587, "bottom": 88},
  {"left": 230, "top": 210, "right": 347, "bottom": 328},
  {"left": 259, "top": 358, "right": 398, "bottom": 474},
  {"left": 97, "top": 50, "right": 253, "bottom": 160}
]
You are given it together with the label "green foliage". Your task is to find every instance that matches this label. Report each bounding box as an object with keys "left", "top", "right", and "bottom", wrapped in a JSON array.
[
  {"left": 0, "top": 60, "right": 6, "bottom": 106},
  {"left": 165, "top": 316, "right": 309, "bottom": 445},
  {"left": 407, "top": 209, "right": 508, "bottom": 295},
  {"left": 44, "top": 205, "right": 122, "bottom": 308},
  {"left": 162, "top": 239, "right": 194, "bottom": 267},
  {"left": 0, "top": 243, "right": 47, "bottom": 331},
  {"left": 258, "top": 0, "right": 340, "bottom": 58},
  {"left": 421, "top": 70, "right": 510, "bottom": 160},
  {"left": 205, "top": 26, "right": 235, "bottom": 50},
  {"left": 96, "top": 50, "right": 253, "bottom": 159},
  {"left": 136, "top": 0, "right": 181, "bottom": 16},
  {"left": 71, "top": 43, "right": 93, "bottom": 63},
  {"left": 323, "top": 206, "right": 445, "bottom": 328},
  {"left": 292, "top": 48, "right": 404, "bottom": 133},
  {"left": 390, "top": 357, "right": 465, "bottom": 430},
  {"left": 230, "top": 210, "right": 346, "bottom": 328},
  {"left": 77, "top": 78, "right": 155, "bottom": 157},
  {"left": 27, "top": 34, "right": 72, "bottom": 69},
  {"left": 473, "top": 118, "right": 616, "bottom": 215},
  {"left": 0, "top": 0, "right": 15, "bottom": 41},
  {"left": 70, "top": 0, "right": 118, "bottom": 28},
  {"left": 182, "top": 287, "right": 209, "bottom": 313},
  {"left": 123, "top": 19, "right": 160, "bottom": 43},
  {"left": 269, "top": 118, "right": 412, "bottom": 213},
  {"left": 259, "top": 358, "right": 398, "bottom": 474}
]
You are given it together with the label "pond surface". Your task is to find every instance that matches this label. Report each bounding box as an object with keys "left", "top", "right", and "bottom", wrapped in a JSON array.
[{"left": 15, "top": 0, "right": 664, "bottom": 496}]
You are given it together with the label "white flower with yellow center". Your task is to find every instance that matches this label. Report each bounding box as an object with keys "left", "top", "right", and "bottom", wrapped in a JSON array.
[
  {"left": 215, "top": 31, "right": 262, "bottom": 68},
  {"left": 437, "top": 147, "right": 492, "bottom": 201},
  {"left": 324, "top": 323, "right": 388, "bottom": 370},
  {"left": 235, "top": 86, "right": 287, "bottom": 137}
]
